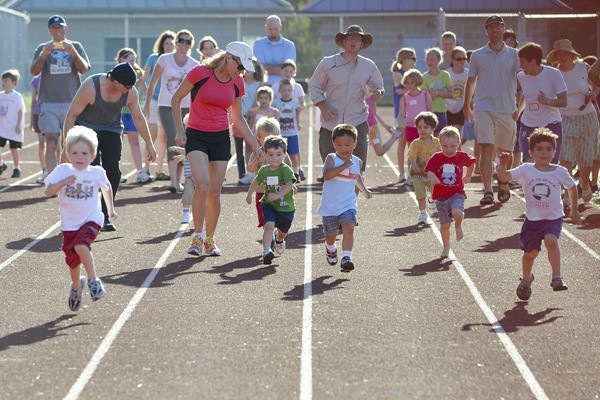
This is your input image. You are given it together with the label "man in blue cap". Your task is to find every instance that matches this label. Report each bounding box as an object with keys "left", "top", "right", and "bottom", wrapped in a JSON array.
[
  {"left": 64, "top": 63, "right": 157, "bottom": 231},
  {"left": 30, "top": 15, "right": 91, "bottom": 183}
]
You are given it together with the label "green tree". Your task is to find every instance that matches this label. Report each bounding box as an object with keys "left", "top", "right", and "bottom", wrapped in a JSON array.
[{"left": 282, "top": 0, "right": 322, "bottom": 82}]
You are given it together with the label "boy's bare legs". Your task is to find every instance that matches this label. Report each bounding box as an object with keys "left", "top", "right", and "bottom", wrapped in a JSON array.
[
  {"left": 341, "top": 221, "right": 354, "bottom": 252},
  {"left": 544, "top": 234, "right": 561, "bottom": 277},
  {"left": 74, "top": 244, "right": 97, "bottom": 281},
  {"left": 417, "top": 197, "right": 426, "bottom": 212},
  {"left": 262, "top": 221, "right": 275, "bottom": 249},
  {"left": 452, "top": 208, "right": 464, "bottom": 241},
  {"left": 37, "top": 133, "right": 46, "bottom": 172},
  {"left": 440, "top": 222, "right": 451, "bottom": 258},
  {"left": 521, "top": 249, "right": 538, "bottom": 283},
  {"left": 10, "top": 148, "right": 20, "bottom": 170}
]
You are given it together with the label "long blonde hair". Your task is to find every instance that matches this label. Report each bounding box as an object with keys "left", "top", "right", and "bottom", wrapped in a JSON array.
[{"left": 202, "top": 50, "right": 227, "bottom": 73}]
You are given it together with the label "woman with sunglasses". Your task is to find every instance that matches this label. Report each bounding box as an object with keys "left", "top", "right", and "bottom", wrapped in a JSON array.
[
  {"left": 171, "top": 41, "right": 264, "bottom": 257},
  {"left": 143, "top": 29, "right": 198, "bottom": 193}
]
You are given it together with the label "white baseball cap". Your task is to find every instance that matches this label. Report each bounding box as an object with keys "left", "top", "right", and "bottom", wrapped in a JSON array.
[{"left": 225, "top": 41, "right": 255, "bottom": 72}]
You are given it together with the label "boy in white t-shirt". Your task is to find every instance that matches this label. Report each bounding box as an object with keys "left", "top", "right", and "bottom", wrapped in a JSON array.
[
  {"left": 45, "top": 126, "right": 117, "bottom": 311},
  {"left": 0, "top": 69, "right": 26, "bottom": 178},
  {"left": 498, "top": 127, "right": 580, "bottom": 301}
]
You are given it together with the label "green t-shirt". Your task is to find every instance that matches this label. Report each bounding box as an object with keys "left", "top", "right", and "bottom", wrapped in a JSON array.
[
  {"left": 257, "top": 163, "right": 296, "bottom": 212},
  {"left": 421, "top": 70, "right": 453, "bottom": 113}
]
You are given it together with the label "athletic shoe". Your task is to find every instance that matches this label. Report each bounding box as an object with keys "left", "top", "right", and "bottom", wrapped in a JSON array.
[
  {"left": 326, "top": 247, "right": 338, "bottom": 265},
  {"left": 551, "top": 276, "right": 568, "bottom": 291},
  {"left": 340, "top": 256, "right": 354, "bottom": 272},
  {"left": 398, "top": 173, "right": 406, "bottom": 183},
  {"left": 11, "top": 168, "right": 21, "bottom": 178},
  {"left": 36, "top": 170, "right": 48, "bottom": 184},
  {"left": 203, "top": 236, "right": 222, "bottom": 256},
  {"left": 298, "top": 169, "right": 306, "bottom": 181},
  {"left": 68, "top": 276, "right": 88, "bottom": 311},
  {"left": 120, "top": 176, "right": 127, "bottom": 183},
  {"left": 274, "top": 239, "right": 286, "bottom": 256},
  {"left": 294, "top": 173, "right": 301, "bottom": 182},
  {"left": 418, "top": 212, "right": 429, "bottom": 225},
  {"left": 181, "top": 209, "right": 191, "bottom": 224},
  {"left": 238, "top": 172, "right": 254, "bottom": 185},
  {"left": 427, "top": 197, "right": 438, "bottom": 215},
  {"left": 263, "top": 249, "right": 275, "bottom": 265},
  {"left": 155, "top": 172, "right": 170, "bottom": 181},
  {"left": 136, "top": 170, "right": 153, "bottom": 184},
  {"left": 516, "top": 274, "right": 534, "bottom": 301},
  {"left": 88, "top": 277, "right": 106, "bottom": 301},
  {"left": 101, "top": 219, "right": 116, "bottom": 232},
  {"left": 187, "top": 235, "right": 203, "bottom": 256},
  {"left": 0, "top": 163, "right": 6, "bottom": 175}
]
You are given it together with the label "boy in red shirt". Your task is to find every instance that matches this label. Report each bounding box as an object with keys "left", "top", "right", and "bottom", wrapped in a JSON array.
[{"left": 425, "top": 126, "right": 476, "bottom": 258}]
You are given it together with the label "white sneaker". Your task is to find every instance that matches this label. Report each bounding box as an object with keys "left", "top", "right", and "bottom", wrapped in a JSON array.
[
  {"left": 274, "top": 239, "right": 286, "bottom": 256},
  {"left": 181, "top": 210, "right": 191, "bottom": 224},
  {"left": 238, "top": 172, "right": 254, "bottom": 185},
  {"left": 418, "top": 212, "right": 429, "bottom": 225},
  {"left": 427, "top": 197, "right": 438, "bottom": 215},
  {"left": 36, "top": 171, "right": 49, "bottom": 184},
  {"left": 398, "top": 173, "right": 407, "bottom": 183},
  {"left": 137, "top": 170, "right": 153, "bottom": 184}
]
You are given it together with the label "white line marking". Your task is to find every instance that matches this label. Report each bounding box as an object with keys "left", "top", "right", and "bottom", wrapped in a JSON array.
[
  {"left": 0, "top": 221, "right": 61, "bottom": 273},
  {"left": 64, "top": 223, "right": 189, "bottom": 400},
  {"left": 300, "top": 106, "right": 314, "bottom": 400},
  {"left": 0, "top": 171, "right": 44, "bottom": 194},
  {"left": 382, "top": 154, "right": 549, "bottom": 400}
]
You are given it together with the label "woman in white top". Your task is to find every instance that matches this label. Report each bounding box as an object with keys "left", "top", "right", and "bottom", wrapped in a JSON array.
[
  {"left": 516, "top": 42, "right": 567, "bottom": 163},
  {"left": 144, "top": 29, "right": 198, "bottom": 192},
  {"left": 547, "top": 39, "right": 599, "bottom": 203}
]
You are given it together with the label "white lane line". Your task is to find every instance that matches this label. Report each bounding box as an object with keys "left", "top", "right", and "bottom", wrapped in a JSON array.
[
  {"left": 0, "top": 171, "right": 44, "bottom": 194},
  {"left": 0, "top": 221, "right": 61, "bottom": 273},
  {"left": 64, "top": 222, "right": 189, "bottom": 400},
  {"left": 382, "top": 154, "right": 549, "bottom": 400},
  {"left": 299, "top": 106, "right": 314, "bottom": 400}
]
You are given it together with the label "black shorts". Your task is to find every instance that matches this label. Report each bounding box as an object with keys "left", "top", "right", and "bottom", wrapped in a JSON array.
[
  {"left": 446, "top": 110, "right": 465, "bottom": 126},
  {"left": 185, "top": 128, "right": 231, "bottom": 161},
  {"left": 0, "top": 137, "right": 22, "bottom": 148}
]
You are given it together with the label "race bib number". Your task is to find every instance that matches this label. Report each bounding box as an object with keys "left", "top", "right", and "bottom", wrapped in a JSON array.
[
  {"left": 528, "top": 103, "right": 540, "bottom": 111},
  {"left": 266, "top": 176, "right": 279, "bottom": 186},
  {"left": 442, "top": 164, "right": 455, "bottom": 173},
  {"left": 409, "top": 99, "right": 417, "bottom": 106}
]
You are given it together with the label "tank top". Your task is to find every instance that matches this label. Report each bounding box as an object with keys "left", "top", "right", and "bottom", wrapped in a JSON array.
[
  {"left": 316, "top": 154, "right": 361, "bottom": 216},
  {"left": 403, "top": 90, "right": 427, "bottom": 128},
  {"left": 76, "top": 74, "right": 128, "bottom": 134}
]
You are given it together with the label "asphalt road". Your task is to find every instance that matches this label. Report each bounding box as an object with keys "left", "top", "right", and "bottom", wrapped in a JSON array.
[{"left": 0, "top": 106, "right": 599, "bottom": 399}]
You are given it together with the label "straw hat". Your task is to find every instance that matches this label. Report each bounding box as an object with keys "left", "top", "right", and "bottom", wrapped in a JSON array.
[
  {"left": 334, "top": 25, "right": 373, "bottom": 49},
  {"left": 547, "top": 39, "right": 581, "bottom": 64}
]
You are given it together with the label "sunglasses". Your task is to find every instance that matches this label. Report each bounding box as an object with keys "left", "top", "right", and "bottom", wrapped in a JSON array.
[
  {"left": 453, "top": 57, "right": 467, "bottom": 61},
  {"left": 232, "top": 56, "right": 245, "bottom": 71},
  {"left": 177, "top": 38, "right": 192, "bottom": 45}
]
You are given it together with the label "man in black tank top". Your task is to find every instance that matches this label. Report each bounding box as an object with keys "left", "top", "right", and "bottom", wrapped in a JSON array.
[{"left": 63, "top": 63, "right": 157, "bottom": 231}]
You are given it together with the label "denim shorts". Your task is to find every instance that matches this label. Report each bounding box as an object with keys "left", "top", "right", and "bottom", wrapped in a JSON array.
[
  {"left": 261, "top": 202, "right": 294, "bottom": 234},
  {"left": 435, "top": 193, "right": 465, "bottom": 224}
]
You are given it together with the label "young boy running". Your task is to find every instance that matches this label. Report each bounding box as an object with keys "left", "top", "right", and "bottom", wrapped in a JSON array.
[
  {"left": 498, "top": 127, "right": 580, "bottom": 300},
  {"left": 317, "top": 124, "right": 373, "bottom": 272},
  {"left": 246, "top": 136, "right": 296, "bottom": 265}
]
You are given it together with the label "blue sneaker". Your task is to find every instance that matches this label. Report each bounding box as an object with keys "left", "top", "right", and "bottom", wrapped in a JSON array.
[
  {"left": 340, "top": 256, "right": 354, "bottom": 272},
  {"left": 88, "top": 278, "right": 106, "bottom": 301},
  {"left": 68, "top": 276, "right": 87, "bottom": 311}
]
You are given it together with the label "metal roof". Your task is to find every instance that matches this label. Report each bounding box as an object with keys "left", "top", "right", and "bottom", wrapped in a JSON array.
[
  {"left": 300, "top": 0, "right": 571, "bottom": 14},
  {"left": 6, "top": 0, "right": 293, "bottom": 13}
]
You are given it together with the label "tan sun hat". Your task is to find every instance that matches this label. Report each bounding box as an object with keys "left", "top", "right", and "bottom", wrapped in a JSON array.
[
  {"left": 547, "top": 39, "right": 581, "bottom": 65},
  {"left": 334, "top": 25, "right": 373, "bottom": 49}
]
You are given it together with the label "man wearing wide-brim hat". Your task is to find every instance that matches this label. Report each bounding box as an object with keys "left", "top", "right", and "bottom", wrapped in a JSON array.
[{"left": 309, "top": 25, "right": 384, "bottom": 171}]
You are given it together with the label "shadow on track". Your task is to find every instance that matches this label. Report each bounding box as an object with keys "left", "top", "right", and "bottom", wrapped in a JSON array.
[
  {"left": 399, "top": 258, "right": 452, "bottom": 276},
  {"left": 102, "top": 257, "right": 204, "bottom": 288},
  {"left": 281, "top": 275, "right": 349, "bottom": 301},
  {"left": 0, "top": 315, "right": 88, "bottom": 351},
  {"left": 461, "top": 302, "right": 563, "bottom": 333}
]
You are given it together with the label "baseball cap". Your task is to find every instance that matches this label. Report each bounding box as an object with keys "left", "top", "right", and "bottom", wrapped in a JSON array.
[
  {"left": 225, "top": 41, "right": 255, "bottom": 72},
  {"left": 107, "top": 63, "right": 137, "bottom": 88},
  {"left": 48, "top": 15, "right": 67, "bottom": 28},
  {"left": 485, "top": 15, "right": 504, "bottom": 27}
]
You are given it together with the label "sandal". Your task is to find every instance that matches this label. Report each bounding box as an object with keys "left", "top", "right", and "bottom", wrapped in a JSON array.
[
  {"left": 480, "top": 191, "right": 494, "bottom": 205},
  {"left": 497, "top": 180, "right": 511, "bottom": 203}
]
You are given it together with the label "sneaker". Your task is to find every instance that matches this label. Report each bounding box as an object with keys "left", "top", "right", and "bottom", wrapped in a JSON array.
[
  {"left": 274, "top": 239, "right": 286, "bottom": 256},
  {"left": 11, "top": 168, "right": 21, "bottom": 178},
  {"left": 550, "top": 276, "right": 568, "bottom": 291},
  {"left": 238, "top": 172, "right": 254, "bottom": 185},
  {"left": 299, "top": 169, "right": 306, "bottom": 181},
  {"left": 294, "top": 172, "right": 301, "bottom": 182},
  {"left": 68, "top": 276, "right": 88, "bottom": 311},
  {"left": 516, "top": 274, "right": 534, "bottom": 301},
  {"left": 398, "top": 172, "right": 407, "bottom": 183},
  {"left": 181, "top": 209, "right": 191, "bottom": 224},
  {"left": 263, "top": 249, "right": 275, "bottom": 264},
  {"left": 136, "top": 170, "right": 153, "bottom": 184},
  {"left": 155, "top": 172, "right": 170, "bottom": 181},
  {"left": 187, "top": 235, "right": 203, "bottom": 256},
  {"left": 316, "top": 176, "right": 325, "bottom": 183},
  {"left": 88, "top": 277, "right": 106, "bottom": 301},
  {"left": 0, "top": 163, "right": 7, "bottom": 175},
  {"left": 427, "top": 197, "right": 438, "bottom": 215},
  {"left": 120, "top": 176, "right": 127, "bottom": 183},
  {"left": 36, "top": 170, "right": 49, "bottom": 184},
  {"left": 418, "top": 212, "right": 429, "bottom": 225},
  {"left": 203, "top": 236, "right": 222, "bottom": 256},
  {"left": 326, "top": 247, "right": 338, "bottom": 265},
  {"left": 340, "top": 256, "right": 354, "bottom": 272},
  {"left": 101, "top": 219, "right": 116, "bottom": 232}
]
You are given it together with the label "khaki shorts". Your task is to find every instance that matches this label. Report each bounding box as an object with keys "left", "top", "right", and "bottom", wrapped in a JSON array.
[
  {"left": 39, "top": 102, "right": 70, "bottom": 134},
  {"left": 474, "top": 110, "right": 516, "bottom": 151}
]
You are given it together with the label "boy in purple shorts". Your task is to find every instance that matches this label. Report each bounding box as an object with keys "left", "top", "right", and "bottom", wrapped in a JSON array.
[{"left": 498, "top": 127, "right": 580, "bottom": 300}]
